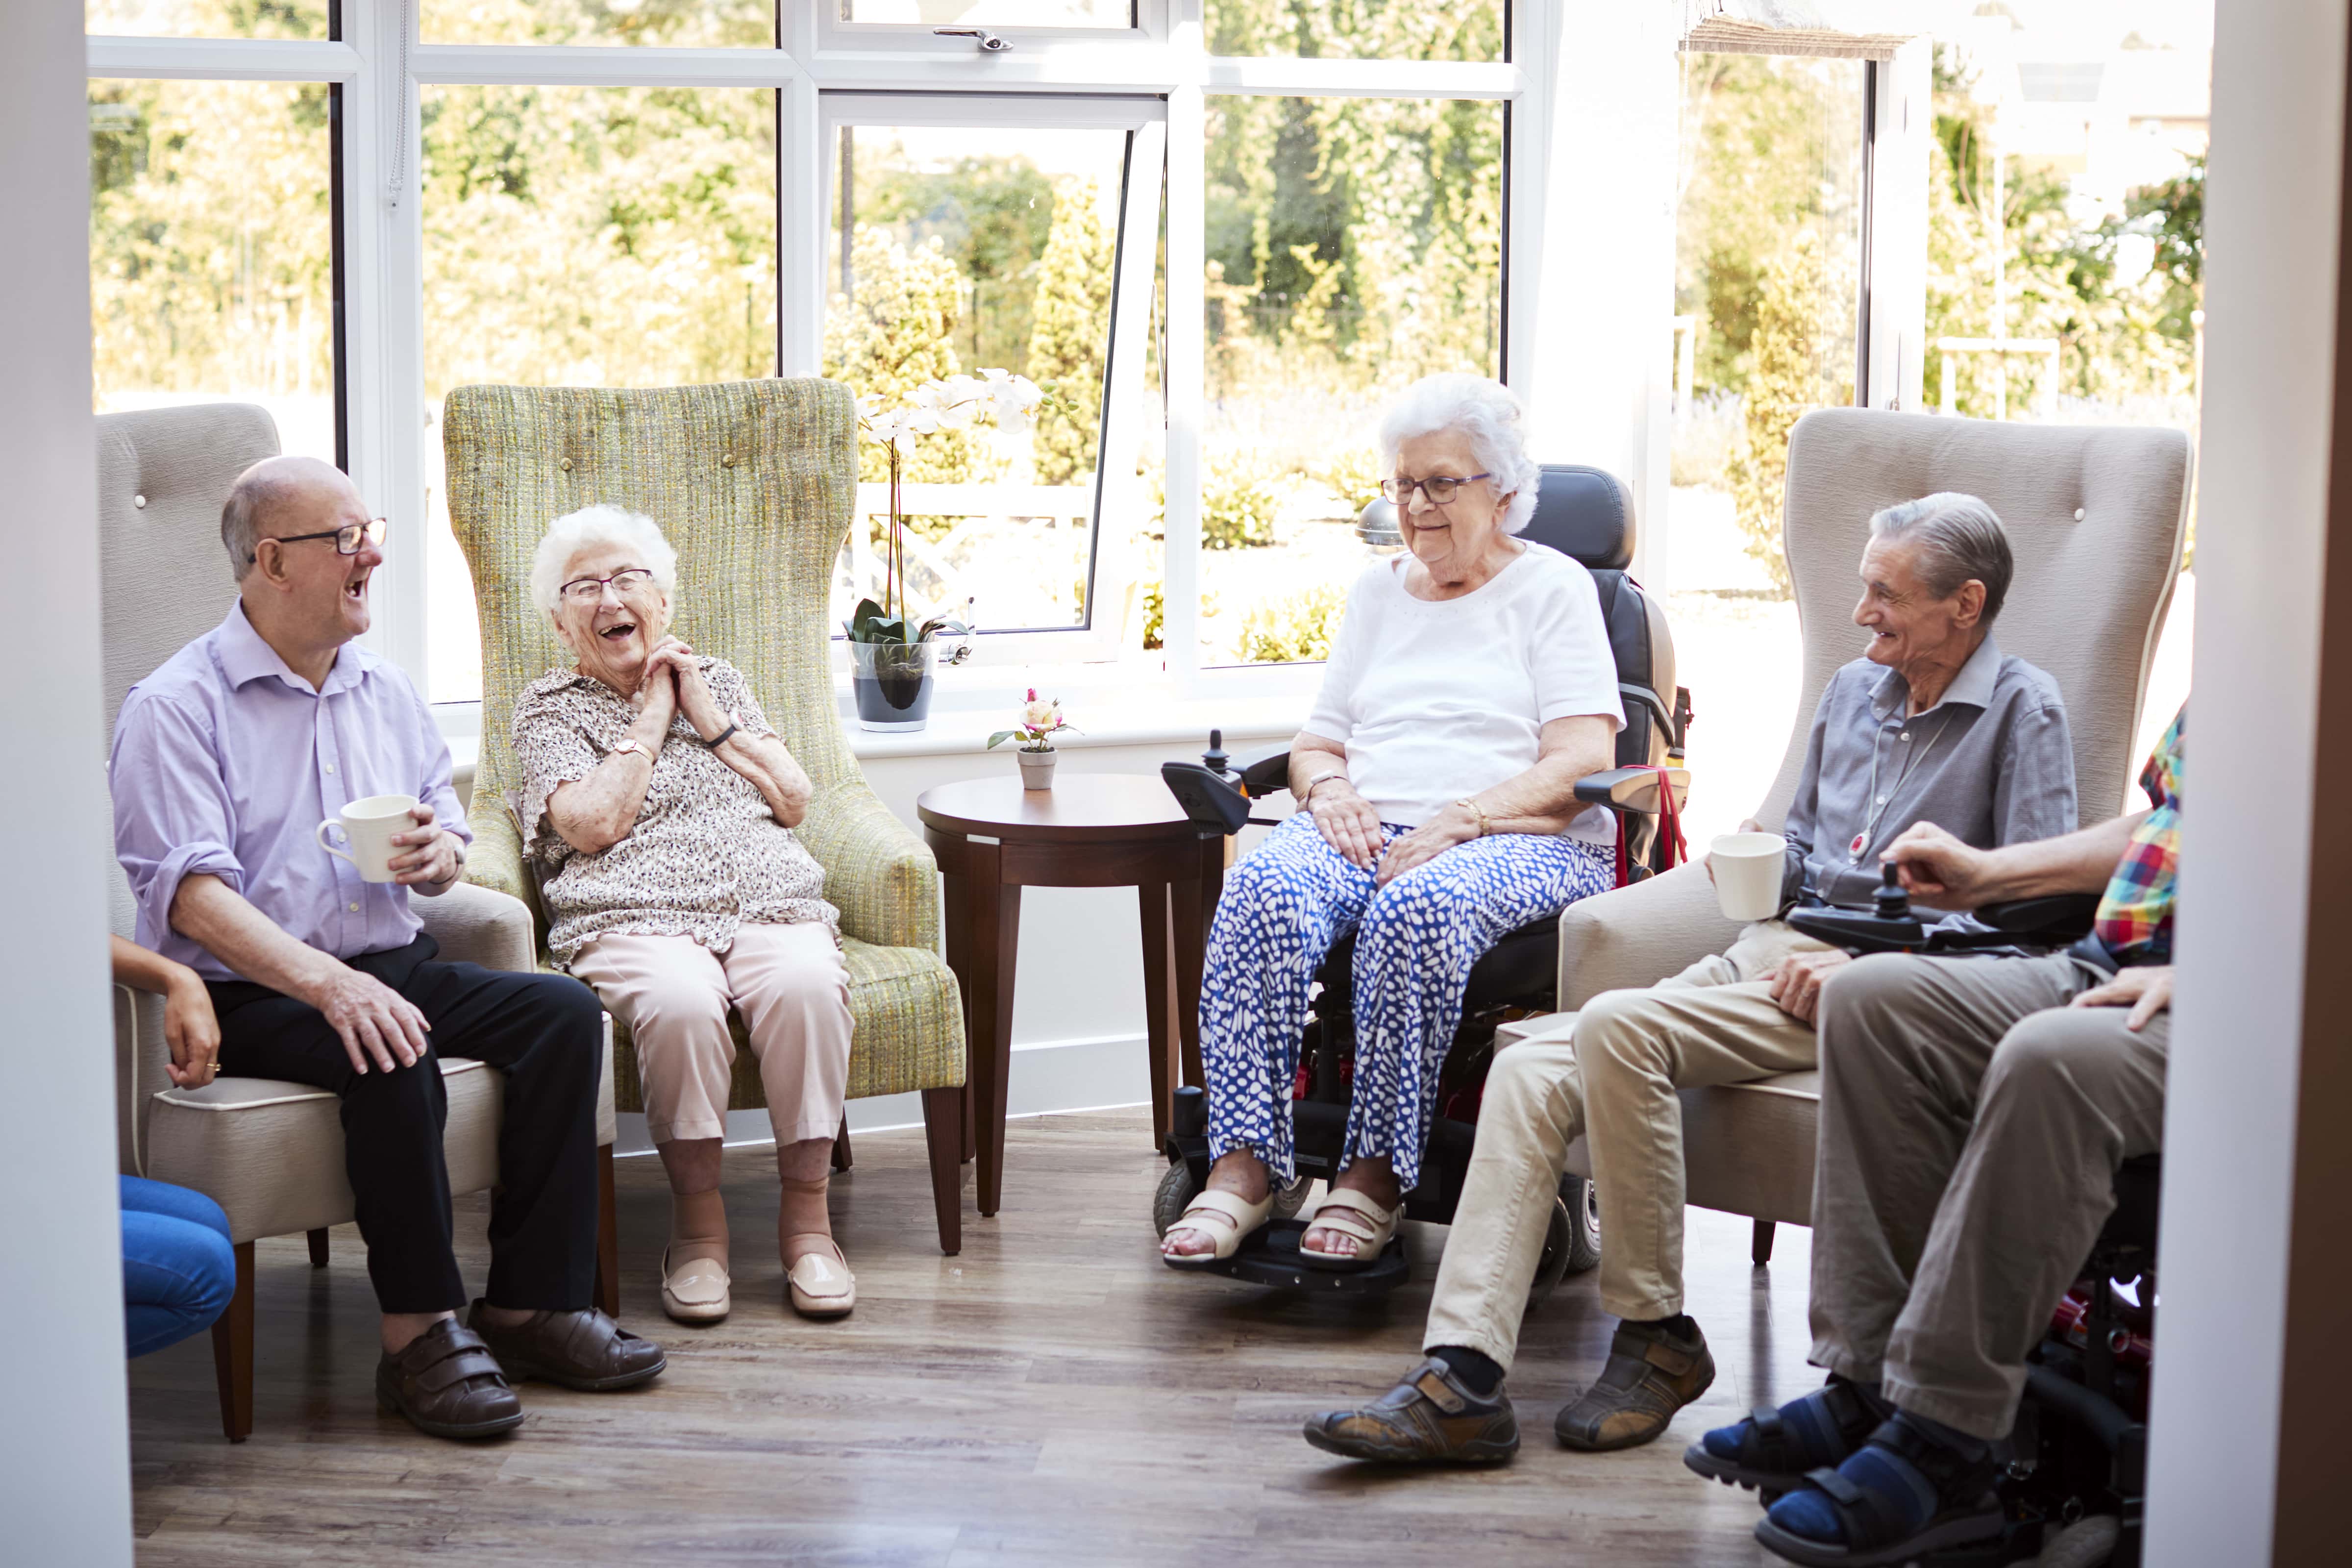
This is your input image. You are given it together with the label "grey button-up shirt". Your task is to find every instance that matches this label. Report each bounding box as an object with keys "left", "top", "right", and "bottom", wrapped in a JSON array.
[{"left": 1782, "top": 634, "right": 2077, "bottom": 912}]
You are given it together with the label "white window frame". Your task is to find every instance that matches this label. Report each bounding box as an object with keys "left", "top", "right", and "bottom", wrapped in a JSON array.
[{"left": 87, "top": 2, "right": 1713, "bottom": 738}]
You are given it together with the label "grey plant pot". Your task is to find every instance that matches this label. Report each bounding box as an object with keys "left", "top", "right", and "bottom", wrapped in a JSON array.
[{"left": 1017, "top": 749, "right": 1058, "bottom": 790}]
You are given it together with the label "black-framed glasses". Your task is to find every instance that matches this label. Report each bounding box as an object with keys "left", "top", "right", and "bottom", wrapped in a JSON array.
[
  {"left": 1381, "top": 472, "right": 1492, "bottom": 506},
  {"left": 560, "top": 567, "right": 658, "bottom": 605},
  {"left": 250, "top": 517, "right": 386, "bottom": 561}
]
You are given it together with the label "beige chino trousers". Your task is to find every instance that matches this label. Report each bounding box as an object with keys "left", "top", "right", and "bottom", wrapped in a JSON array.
[
  {"left": 1424, "top": 921, "right": 1829, "bottom": 1370},
  {"left": 1808, "top": 951, "right": 2168, "bottom": 1439},
  {"left": 571, "top": 922, "right": 854, "bottom": 1148}
]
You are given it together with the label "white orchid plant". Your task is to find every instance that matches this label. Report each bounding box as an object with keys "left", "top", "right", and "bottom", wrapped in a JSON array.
[
  {"left": 848, "top": 369, "right": 1054, "bottom": 649},
  {"left": 987, "top": 689, "right": 1079, "bottom": 754}
]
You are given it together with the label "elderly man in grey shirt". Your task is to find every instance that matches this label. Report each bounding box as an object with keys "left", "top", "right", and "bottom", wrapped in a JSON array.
[{"left": 1304, "top": 492, "right": 2077, "bottom": 1469}]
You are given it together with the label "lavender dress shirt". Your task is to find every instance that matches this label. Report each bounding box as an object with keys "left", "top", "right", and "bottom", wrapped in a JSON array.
[{"left": 111, "top": 603, "right": 471, "bottom": 982}]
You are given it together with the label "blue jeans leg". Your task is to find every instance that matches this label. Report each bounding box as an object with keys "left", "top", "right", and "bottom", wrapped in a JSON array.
[{"left": 121, "top": 1175, "right": 235, "bottom": 1358}]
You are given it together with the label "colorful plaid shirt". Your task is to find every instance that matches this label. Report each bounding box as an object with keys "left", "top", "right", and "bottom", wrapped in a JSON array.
[{"left": 2093, "top": 706, "right": 2183, "bottom": 964}]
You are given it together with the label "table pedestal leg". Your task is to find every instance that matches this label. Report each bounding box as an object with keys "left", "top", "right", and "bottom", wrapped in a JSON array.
[
  {"left": 1138, "top": 881, "right": 1176, "bottom": 1147},
  {"left": 944, "top": 859, "right": 1021, "bottom": 1220},
  {"left": 1170, "top": 840, "right": 1223, "bottom": 1093}
]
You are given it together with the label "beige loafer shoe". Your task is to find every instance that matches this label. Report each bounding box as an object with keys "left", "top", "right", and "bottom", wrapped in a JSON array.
[
  {"left": 785, "top": 1237, "right": 856, "bottom": 1319},
  {"left": 660, "top": 1247, "right": 732, "bottom": 1324}
]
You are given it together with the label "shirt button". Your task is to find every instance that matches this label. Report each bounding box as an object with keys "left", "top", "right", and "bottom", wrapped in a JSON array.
[
  {"left": 1877, "top": 795, "right": 1887, "bottom": 804},
  {"left": 324, "top": 763, "right": 336, "bottom": 774},
  {"left": 1900, "top": 731, "right": 1910, "bottom": 741},
  {"left": 347, "top": 901, "right": 360, "bottom": 913}
]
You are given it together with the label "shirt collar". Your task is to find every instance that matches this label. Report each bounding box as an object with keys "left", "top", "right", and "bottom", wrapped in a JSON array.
[
  {"left": 1870, "top": 633, "right": 2003, "bottom": 721},
  {"left": 215, "top": 600, "right": 374, "bottom": 697}
]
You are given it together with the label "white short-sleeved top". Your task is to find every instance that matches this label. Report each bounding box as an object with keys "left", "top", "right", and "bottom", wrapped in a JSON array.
[{"left": 1301, "top": 541, "right": 1627, "bottom": 844}]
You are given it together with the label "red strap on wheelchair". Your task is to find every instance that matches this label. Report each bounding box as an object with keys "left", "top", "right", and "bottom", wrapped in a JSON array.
[{"left": 1613, "top": 766, "right": 1687, "bottom": 889}]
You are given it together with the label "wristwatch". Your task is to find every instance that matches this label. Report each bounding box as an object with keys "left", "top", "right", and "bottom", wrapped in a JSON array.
[
  {"left": 611, "top": 735, "right": 648, "bottom": 759},
  {"left": 703, "top": 710, "right": 743, "bottom": 749}
]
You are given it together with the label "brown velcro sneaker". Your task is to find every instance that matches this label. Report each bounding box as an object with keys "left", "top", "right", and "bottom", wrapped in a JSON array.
[
  {"left": 465, "top": 1301, "right": 667, "bottom": 1392},
  {"left": 375, "top": 1318, "right": 524, "bottom": 1441},
  {"left": 1554, "top": 1318, "right": 1716, "bottom": 1452},
  {"left": 1302, "top": 1357, "right": 1520, "bottom": 1464}
]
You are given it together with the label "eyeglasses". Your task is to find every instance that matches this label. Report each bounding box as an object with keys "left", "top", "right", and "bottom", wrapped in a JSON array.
[
  {"left": 249, "top": 517, "right": 387, "bottom": 562},
  {"left": 559, "top": 568, "right": 657, "bottom": 605},
  {"left": 1381, "top": 473, "right": 1492, "bottom": 506}
]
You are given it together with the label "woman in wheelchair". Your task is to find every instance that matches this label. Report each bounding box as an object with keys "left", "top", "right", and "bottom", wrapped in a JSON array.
[{"left": 1160, "top": 373, "right": 1629, "bottom": 1270}]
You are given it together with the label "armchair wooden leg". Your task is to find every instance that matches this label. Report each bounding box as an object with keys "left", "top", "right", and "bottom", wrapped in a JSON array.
[
  {"left": 306, "top": 1227, "right": 329, "bottom": 1268},
  {"left": 1751, "top": 1220, "right": 1776, "bottom": 1267},
  {"left": 210, "top": 1240, "right": 254, "bottom": 1443},
  {"left": 921, "top": 1086, "right": 964, "bottom": 1256},
  {"left": 593, "top": 1144, "right": 621, "bottom": 1318},
  {"left": 831, "top": 1116, "right": 853, "bottom": 1173}
]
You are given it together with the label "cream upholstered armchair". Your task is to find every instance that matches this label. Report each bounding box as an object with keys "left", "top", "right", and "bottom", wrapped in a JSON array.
[
  {"left": 442, "top": 377, "right": 967, "bottom": 1254},
  {"left": 1520, "top": 407, "right": 2192, "bottom": 1261},
  {"left": 98, "top": 404, "right": 619, "bottom": 1444}
]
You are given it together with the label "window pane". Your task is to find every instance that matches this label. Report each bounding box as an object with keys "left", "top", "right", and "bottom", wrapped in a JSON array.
[
  {"left": 89, "top": 79, "right": 337, "bottom": 465},
  {"left": 825, "top": 121, "right": 1130, "bottom": 637},
  {"left": 421, "top": 85, "right": 778, "bottom": 702},
  {"left": 1198, "top": 95, "right": 1503, "bottom": 667},
  {"left": 422, "top": 0, "right": 773, "bottom": 47},
  {"left": 841, "top": 0, "right": 1131, "bottom": 27},
  {"left": 87, "top": 0, "right": 328, "bottom": 40},
  {"left": 1207, "top": 0, "right": 1503, "bottom": 63}
]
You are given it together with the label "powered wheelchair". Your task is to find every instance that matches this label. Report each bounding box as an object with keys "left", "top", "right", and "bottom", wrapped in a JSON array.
[
  {"left": 1153, "top": 464, "right": 1692, "bottom": 1298},
  {"left": 1782, "top": 871, "right": 2159, "bottom": 1568}
]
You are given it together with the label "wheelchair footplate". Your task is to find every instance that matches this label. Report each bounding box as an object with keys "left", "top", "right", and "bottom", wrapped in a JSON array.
[{"left": 1169, "top": 1217, "right": 1410, "bottom": 1294}]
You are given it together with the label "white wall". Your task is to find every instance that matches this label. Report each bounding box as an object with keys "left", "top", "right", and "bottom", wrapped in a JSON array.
[
  {"left": 0, "top": 4, "right": 137, "bottom": 1559},
  {"left": 2143, "top": 0, "right": 2344, "bottom": 1560}
]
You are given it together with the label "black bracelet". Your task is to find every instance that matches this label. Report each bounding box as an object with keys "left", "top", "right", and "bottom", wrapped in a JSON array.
[{"left": 703, "top": 722, "right": 741, "bottom": 749}]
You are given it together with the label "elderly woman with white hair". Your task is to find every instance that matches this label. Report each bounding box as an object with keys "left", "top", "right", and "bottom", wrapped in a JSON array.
[
  {"left": 510, "top": 505, "right": 856, "bottom": 1325},
  {"left": 1161, "top": 373, "right": 1628, "bottom": 1273}
]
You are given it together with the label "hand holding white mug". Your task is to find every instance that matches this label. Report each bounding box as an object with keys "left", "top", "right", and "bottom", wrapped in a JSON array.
[
  {"left": 1706, "top": 817, "right": 1768, "bottom": 887},
  {"left": 387, "top": 803, "right": 463, "bottom": 888},
  {"left": 317, "top": 793, "right": 422, "bottom": 883}
]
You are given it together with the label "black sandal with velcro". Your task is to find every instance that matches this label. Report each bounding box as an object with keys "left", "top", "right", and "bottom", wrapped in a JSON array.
[
  {"left": 1684, "top": 1378, "right": 1886, "bottom": 1494},
  {"left": 1753, "top": 1418, "right": 2005, "bottom": 1568}
]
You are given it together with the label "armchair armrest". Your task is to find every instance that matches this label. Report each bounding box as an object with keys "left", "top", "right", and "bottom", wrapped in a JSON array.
[
  {"left": 464, "top": 793, "right": 532, "bottom": 911},
  {"left": 1573, "top": 766, "right": 1691, "bottom": 814},
  {"left": 416, "top": 881, "right": 540, "bottom": 973},
  {"left": 1554, "top": 858, "right": 1740, "bottom": 1007},
  {"left": 798, "top": 781, "right": 940, "bottom": 952}
]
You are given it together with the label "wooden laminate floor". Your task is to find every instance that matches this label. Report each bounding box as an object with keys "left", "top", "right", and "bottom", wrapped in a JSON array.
[{"left": 128, "top": 1108, "right": 1812, "bottom": 1566}]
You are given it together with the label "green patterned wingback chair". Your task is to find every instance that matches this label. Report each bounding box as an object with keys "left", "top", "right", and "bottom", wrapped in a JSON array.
[{"left": 444, "top": 378, "right": 966, "bottom": 1255}]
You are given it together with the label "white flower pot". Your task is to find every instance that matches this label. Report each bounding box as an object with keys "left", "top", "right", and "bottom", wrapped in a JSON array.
[{"left": 1017, "top": 749, "right": 1058, "bottom": 790}]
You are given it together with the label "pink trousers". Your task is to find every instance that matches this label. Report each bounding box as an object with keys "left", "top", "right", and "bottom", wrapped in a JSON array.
[{"left": 571, "top": 923, "right": 853, "bottom": 1147}]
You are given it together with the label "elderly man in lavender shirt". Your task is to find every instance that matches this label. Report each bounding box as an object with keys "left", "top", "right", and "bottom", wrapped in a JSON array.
[{"left": 111, "top": 456, "right": 663, "bottom": 1441}]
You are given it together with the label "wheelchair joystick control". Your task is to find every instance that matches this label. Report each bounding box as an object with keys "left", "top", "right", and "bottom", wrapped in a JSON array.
[
  {"left": 1202, "top": 728, "right": 1230, "bottom": 778},
  {"left": 1874, "top": 861, "right": 1911, "bottom": 921}
]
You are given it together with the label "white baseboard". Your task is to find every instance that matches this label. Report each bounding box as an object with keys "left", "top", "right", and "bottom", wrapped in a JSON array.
[{"left": 612, "top": 1029, "right": 1156, "bottom": 1156}]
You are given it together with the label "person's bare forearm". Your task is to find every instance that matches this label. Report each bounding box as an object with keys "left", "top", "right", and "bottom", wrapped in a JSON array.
[
  {"left": 170, "top": 874, "right": 348, "bottom": 1003},
  {"left": 547, "top": 713, "right": 668, "bottom": 853},
  {"left": 1477, "top": 745, "right": 1614, "bottom": 835},
  {"left": 719, "top": 733, "right": 813, "bottom": 827},
  {"left": 1974, "top": 810, "right": 2146, "bottom": 902},
  {"left": 109, "top": 932, "right": 198, "bottom": 997},
  {"left": 1290, "top": 735, "right": 1350, "bottom": 803}
]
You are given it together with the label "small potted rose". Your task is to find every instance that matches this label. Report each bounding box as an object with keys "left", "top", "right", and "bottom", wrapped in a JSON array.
[{"left": 987, "top": 689, "right": 1078, "bottom": 790}]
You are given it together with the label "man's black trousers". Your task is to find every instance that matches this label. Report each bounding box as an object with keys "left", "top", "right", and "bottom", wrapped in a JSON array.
[{"left": 209, "top": 934, "right": 604, "bottom": 1314}]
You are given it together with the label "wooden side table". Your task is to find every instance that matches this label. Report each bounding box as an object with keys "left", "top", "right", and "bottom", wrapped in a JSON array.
[{"left": 917, "top": 773, "right": 1226, "bottom": 1218}]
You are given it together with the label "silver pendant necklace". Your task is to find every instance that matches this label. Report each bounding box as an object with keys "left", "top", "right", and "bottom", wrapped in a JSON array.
[{"left": 1848, "top": 711, "right": 1954, "bottom": 862}]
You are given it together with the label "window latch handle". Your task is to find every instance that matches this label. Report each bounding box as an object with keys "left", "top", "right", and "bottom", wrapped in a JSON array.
[{"left": 934, "top": 26, "right": 1013, "bottom": 52}]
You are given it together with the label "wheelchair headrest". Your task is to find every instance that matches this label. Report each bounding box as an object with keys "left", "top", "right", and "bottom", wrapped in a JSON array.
[{"left": 1520, "top": 465, "right": 1635, "bottom": 571}]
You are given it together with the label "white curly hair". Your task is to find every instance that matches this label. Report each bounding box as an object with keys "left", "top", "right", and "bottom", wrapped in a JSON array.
[
  {"left": 1376, "top": 373, "right": 1543, "bottom": 536},
  {"left": 529, "top": 504, "right": 679, "bottom": 648}
]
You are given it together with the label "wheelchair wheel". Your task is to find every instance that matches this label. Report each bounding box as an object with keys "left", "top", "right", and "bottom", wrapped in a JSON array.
[
  {"left": 2032, "top": 1514, "right": 2118, "bottom": 1568},
  {"left": 1152, "top": 1159, "right": 1203, "bottom": 1239},
  {"left": 1561, "top": 1172, "right": 1602, "bottom": 1275}
]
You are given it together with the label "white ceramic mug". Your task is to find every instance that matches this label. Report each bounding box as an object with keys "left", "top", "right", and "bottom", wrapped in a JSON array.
[
  {"left": 1710, "top": 831, "right": 1788, "bottom": 922},
  {"left": 317, "top": 793, "right": 421, "bottom": 884}
]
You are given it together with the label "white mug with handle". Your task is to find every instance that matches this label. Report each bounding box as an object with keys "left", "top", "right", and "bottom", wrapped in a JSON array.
[
  {"left": 318, "top": 793, "right": 422, "bottom": 884},
  {"left": 1710, "top": 831, "right": 1789, "bottom": 922}
]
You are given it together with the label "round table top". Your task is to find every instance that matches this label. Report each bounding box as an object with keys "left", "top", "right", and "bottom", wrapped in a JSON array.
[{"left": 915, "top": 772, "right": 1199, "bottom": 843}]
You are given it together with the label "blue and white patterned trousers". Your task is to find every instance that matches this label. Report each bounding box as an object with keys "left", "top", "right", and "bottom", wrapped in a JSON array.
[{"left": 1198, "top": 812, "right": 1617, "bottom": 1190}]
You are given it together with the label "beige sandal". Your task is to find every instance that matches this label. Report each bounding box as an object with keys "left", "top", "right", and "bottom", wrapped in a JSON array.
[
  {"left": 1160, "top": 1187, "right": 1274, "bottom": 1269},
  {"left": 785, "top": 1236, "right": 856, "bottom": 1319},
  {"left": 660, "top": 1247, "right": 731, "bottom": 1324},
  {"left": 1297, "top": 1188, "right": 1401, "bottom": 1271}
]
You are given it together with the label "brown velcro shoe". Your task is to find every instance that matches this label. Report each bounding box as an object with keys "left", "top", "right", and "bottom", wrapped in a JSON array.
[
  {"left": 1302, "top": 1357, "right": 1520, "bottom": 1464},
  {"left": 1554, "top": 1318, "right": 1716, "bottom": 1452},
  {"left": 465, "top": 1301, "right": 667, "bottom": 1392},
  {"left": 375, "top": 1318, "right": 525, "bottom": 1441}
]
